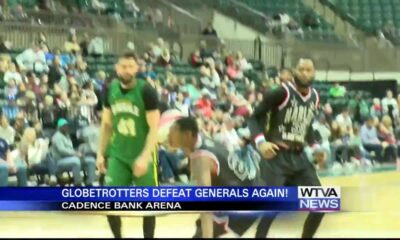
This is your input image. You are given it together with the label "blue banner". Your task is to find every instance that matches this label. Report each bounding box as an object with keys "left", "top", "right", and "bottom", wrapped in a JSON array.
[
  {"left": 0, "top": 187, "right": 298, "bottom": 202},
  {"left": 0, "top": 186, "right": 341, "bottom": 212}
]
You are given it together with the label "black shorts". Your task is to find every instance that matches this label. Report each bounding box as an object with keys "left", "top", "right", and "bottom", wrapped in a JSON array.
[{"left": 258, "top": 150, "right": 321, "bottom": 187}]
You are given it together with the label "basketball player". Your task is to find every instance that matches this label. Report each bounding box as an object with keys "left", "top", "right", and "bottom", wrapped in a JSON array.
[
  {"left": 248, "top": 58, "right": 324, "bottom": 238},
  {"left": 96, "top": 52, "right": 160, "bottom": 238},
  {"left": 168, "top": 117, "right": 262, "bottom": 238}
]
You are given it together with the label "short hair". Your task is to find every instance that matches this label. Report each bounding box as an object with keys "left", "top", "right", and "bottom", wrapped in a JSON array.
[
  {"left": 297, "top": 57, "right": 315, "bottom": 67},
  {"left": 119, "top": 51, "right": 138, "bottom": 61},
  {"left": 175, "top": 117, "right": 199, "bottom": 137}
]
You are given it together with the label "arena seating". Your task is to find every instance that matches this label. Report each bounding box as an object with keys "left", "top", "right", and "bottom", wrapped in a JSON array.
[
  {"left": 235, "top": 0, "right": 340, "bottom": 42},
  {"left": 321, "top": 0, "right": 400, "bottom": 34}
]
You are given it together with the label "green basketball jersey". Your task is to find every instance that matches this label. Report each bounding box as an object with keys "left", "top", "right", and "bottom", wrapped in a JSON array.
[{"left": 107, "top": 79, "right": 149, "bottom": 164}]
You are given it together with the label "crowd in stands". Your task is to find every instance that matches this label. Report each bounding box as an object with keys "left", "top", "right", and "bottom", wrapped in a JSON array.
[{"left": 0, "top": 15, "right": 399, "bottom": 186}]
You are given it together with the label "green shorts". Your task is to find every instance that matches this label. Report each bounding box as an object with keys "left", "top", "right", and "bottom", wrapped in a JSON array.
[{"left": 105, "top": 151, "right": 158, "bottom": 186}]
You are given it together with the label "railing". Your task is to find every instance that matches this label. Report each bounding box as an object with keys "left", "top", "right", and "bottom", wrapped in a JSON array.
[
  {"left": 3, "top": 20, "right": 400, "bottom": 72},
  {"left": 0, "top": 22, "right": 157, "bottom": 55},
  {"left": 134, "top": 0, "right": 202, "bottom": 35},
  {"left": 201, "top": 0, "right": 270, "bottom": 34}
]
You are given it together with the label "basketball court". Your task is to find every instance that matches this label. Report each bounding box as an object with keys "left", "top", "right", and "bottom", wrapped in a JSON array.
[{"left": 1, "top": 169, "right": 399, "bottom": 238}]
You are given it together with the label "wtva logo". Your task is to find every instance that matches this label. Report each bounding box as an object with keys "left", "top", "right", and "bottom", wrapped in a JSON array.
[{"left": 298, "top": 187, "right": 341, "bottom": 211}]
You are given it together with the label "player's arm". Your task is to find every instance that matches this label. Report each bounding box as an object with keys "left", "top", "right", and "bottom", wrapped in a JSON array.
[
  {"left": 247, "top": 86, "right": 287, "bottom": 146},
  {"left": 141, "top": 84, "right": 160, "bottom": 161},
  {"left": 97, "top": 85, "right": 113, "bottom": 172},
  {"left": 191, "top": 156, "right": 213, "bottom": 238}
]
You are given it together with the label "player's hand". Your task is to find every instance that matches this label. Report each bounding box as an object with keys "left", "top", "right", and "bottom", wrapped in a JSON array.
[
  {"left": 96, "top": 154, "right": 107, "bottom": 174},
  {"left": 133, "top": 155, "right": 150, "bottom": 178},
  {"left": 258, "top": 141, "right": 280, "bottom": 160}
]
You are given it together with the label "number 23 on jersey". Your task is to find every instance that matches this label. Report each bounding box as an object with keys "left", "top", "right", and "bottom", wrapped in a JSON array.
[{"left": 117, "top": 118, "right": 136, "bottom": 137}]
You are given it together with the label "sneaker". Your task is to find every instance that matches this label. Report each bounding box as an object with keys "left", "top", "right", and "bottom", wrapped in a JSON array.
[{"left": 27, "top": 181, "right": 37, "bottom": 187}]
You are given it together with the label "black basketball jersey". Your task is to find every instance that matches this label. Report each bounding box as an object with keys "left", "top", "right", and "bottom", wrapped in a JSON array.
[
  {"left": 265, "top": 82, "right": 319, "bottom": 145},
  {"left": 190, "top": 135, "right": 258, "bottom": 187}
]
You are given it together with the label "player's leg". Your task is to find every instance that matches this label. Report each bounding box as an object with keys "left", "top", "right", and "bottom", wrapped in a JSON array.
[
  {"left": 82, "top": 155, "right": 96, "bottom": 186},
  {"left": 255, "top": 153, "right": 287, "bottom": 238},
  {"left": 133, "top": 151, "right": 159, "bottom": 239},
  {"left": 0, "top": 160, "right": 9, "bottom": 186},
  {"left": 291, "top": 152, "right": 324, "bottom": 238},
  {"left": 106, "top": 157, "right": 133, "bottom": 238}
]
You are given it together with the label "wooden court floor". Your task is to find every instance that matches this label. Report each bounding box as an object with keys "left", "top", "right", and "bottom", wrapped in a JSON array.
[{"left": 0, "top": 171, "right": 399, "bottom": 238}]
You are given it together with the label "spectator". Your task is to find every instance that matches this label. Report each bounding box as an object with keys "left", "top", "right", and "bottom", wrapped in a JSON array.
[
  {"left": 336, "top": 107, "right": 353, "bottom": 134},
  {"left": 13, "top": 113, "right": 27, "bottom": 144},
  {"left": 79, "top": 33, "right": 90, "bottom": 57},
  {"left": 186, "top": 76, "right": 201, "bottom": 103},
  {"left": 75, "top": 59, "right": 90, "bottom": 87},
  {"left": 202, "top": 22, "right": 218, "bottom": 36},
  {"left": 158, "top": 89, "right": 171, "bottom": 114},
  {"left": 303, "top": 11, "right": 319, "bottom": 29},
  {"left": 199, "top": 40, "right": 212, "bottom": 61},
  {"left": 50, "top": 118, "right": 83, "bottom": 186},
  {"left": 88, "top": 36, "right": 104, "bottom": 58},
  {"left": 16, "top": 41, "right": 48, "bottom": 73},
  {"left": 0, "top": 137, "right": 27, "bottom": 186},
  {"left": 4, "top": 62, "right": 22, "bottom": 85},
  {"left": 18, "top": 127, "right": 56, "bottom": 185},
  {"left": 48, "top": 56, "right": 65, "bottom": 89},
  {"left": 310, "top": 114, "right": 331, "bottom": 165},
  {"left": 157, "top": 48, "right": 172, "bottom": 67},
  {"left": 329, "top": 82, "right": 346, "bottom": 98},
  {"left": 0, "top": 114, "right": 15, "bottom": 146},
  {"left": 378, "top": 115, "right": 397, "bottom": 162},
  {"left": 37, "top": 0, "right": 54, "bottom": 11},
  {"left": 196, "top": 89, "right": 213, "bottom": 119},
  {"left": 279, "top": 68, "right": 293, "bottom": 83},
  {"left": 361, "top": 116, "right": 384, "bottom": 163},
  {"left": 227, "top": 62, "right": 243, "bottom": 81},
  {"left": 3, "top": 79, "right": 19, "bottom": 120},
  {"left": 236, "top": 51, "right": 252, "bottom": 72},
  {"left": 93, "top": 70, "right": 107, "bottom": 98},
  {"left": 377, "top": 30, "right": 394, "bottom": 49},
  {"left": 381, "top": 89, "right": 398, "bottom": 121},
  {"left": 40, "top": 95, "right": 56, "bottom": 129},
  {"left": 153, "top": 8, "right": 163, "bottom": 26},
  {"left": 68, "top": 84, "right": 81, "bottom": 118},
  {"left": 370, "top": 98, "right": 382, "bottom": 119},
  {"left": 0, "top": 37, "right": 12, "bottom": 52},
  {"left": 26, "top": 72, "right": 41, "bottom": 96},
  {"left": 64, "top": 34, "right": 81, "bottom": 54},
  {"left": 153, "top": 38, "right": 164, "bottom": 59},
  {"left": 190, "top": 50, "right": 202, "bottom": 67},
  {"left": 125, "top": 0, "right": 140, "bottom": 18},
  {"left": 329, "top": 121, "right": 350, "bottom": 164},
  {"left": 37, "top": 32, "right": 49, "bottom": 52},
  {"left": 76, "top": 121, "right": 98, "bottom": 187},
  {"left": 79, "top": 82, "right": 98, "bottom": 122},
  {"left": 173, "top": 92, "right": 190, "bottom": 117},
  {"left": 12, "top": 4, "right": 28, "bottom": 20},
  {"left": 92, "top": 0, "right": 107, "bottom": 14}
]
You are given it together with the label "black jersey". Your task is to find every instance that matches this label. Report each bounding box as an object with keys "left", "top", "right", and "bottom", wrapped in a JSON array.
[
  {"left": 190, "top": 135, "right": 259, "bottom": 187},
  {"left": 248, "top": 82, "right": 320, "bottom": 147}
]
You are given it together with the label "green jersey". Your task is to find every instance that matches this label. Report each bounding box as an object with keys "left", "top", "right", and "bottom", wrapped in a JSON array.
[{"left": 106, "top": 79, "right": 155, "bottom": 164}]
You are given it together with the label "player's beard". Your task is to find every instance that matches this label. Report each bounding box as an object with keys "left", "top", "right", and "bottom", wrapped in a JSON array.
[
  {"left": 294, "top": 76, "right": 313, "bottom": 88},
  {"left": 120, "top": 75, "right": 135, "bottom": 87}
]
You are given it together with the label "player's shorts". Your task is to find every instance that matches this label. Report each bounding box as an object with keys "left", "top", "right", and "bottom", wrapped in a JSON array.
[
  {"left": 258, "top": 149, "right": 321, "bottom": 186},
  {"left": 105, "top": 152, "right": 158, "bottom": 186}
]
